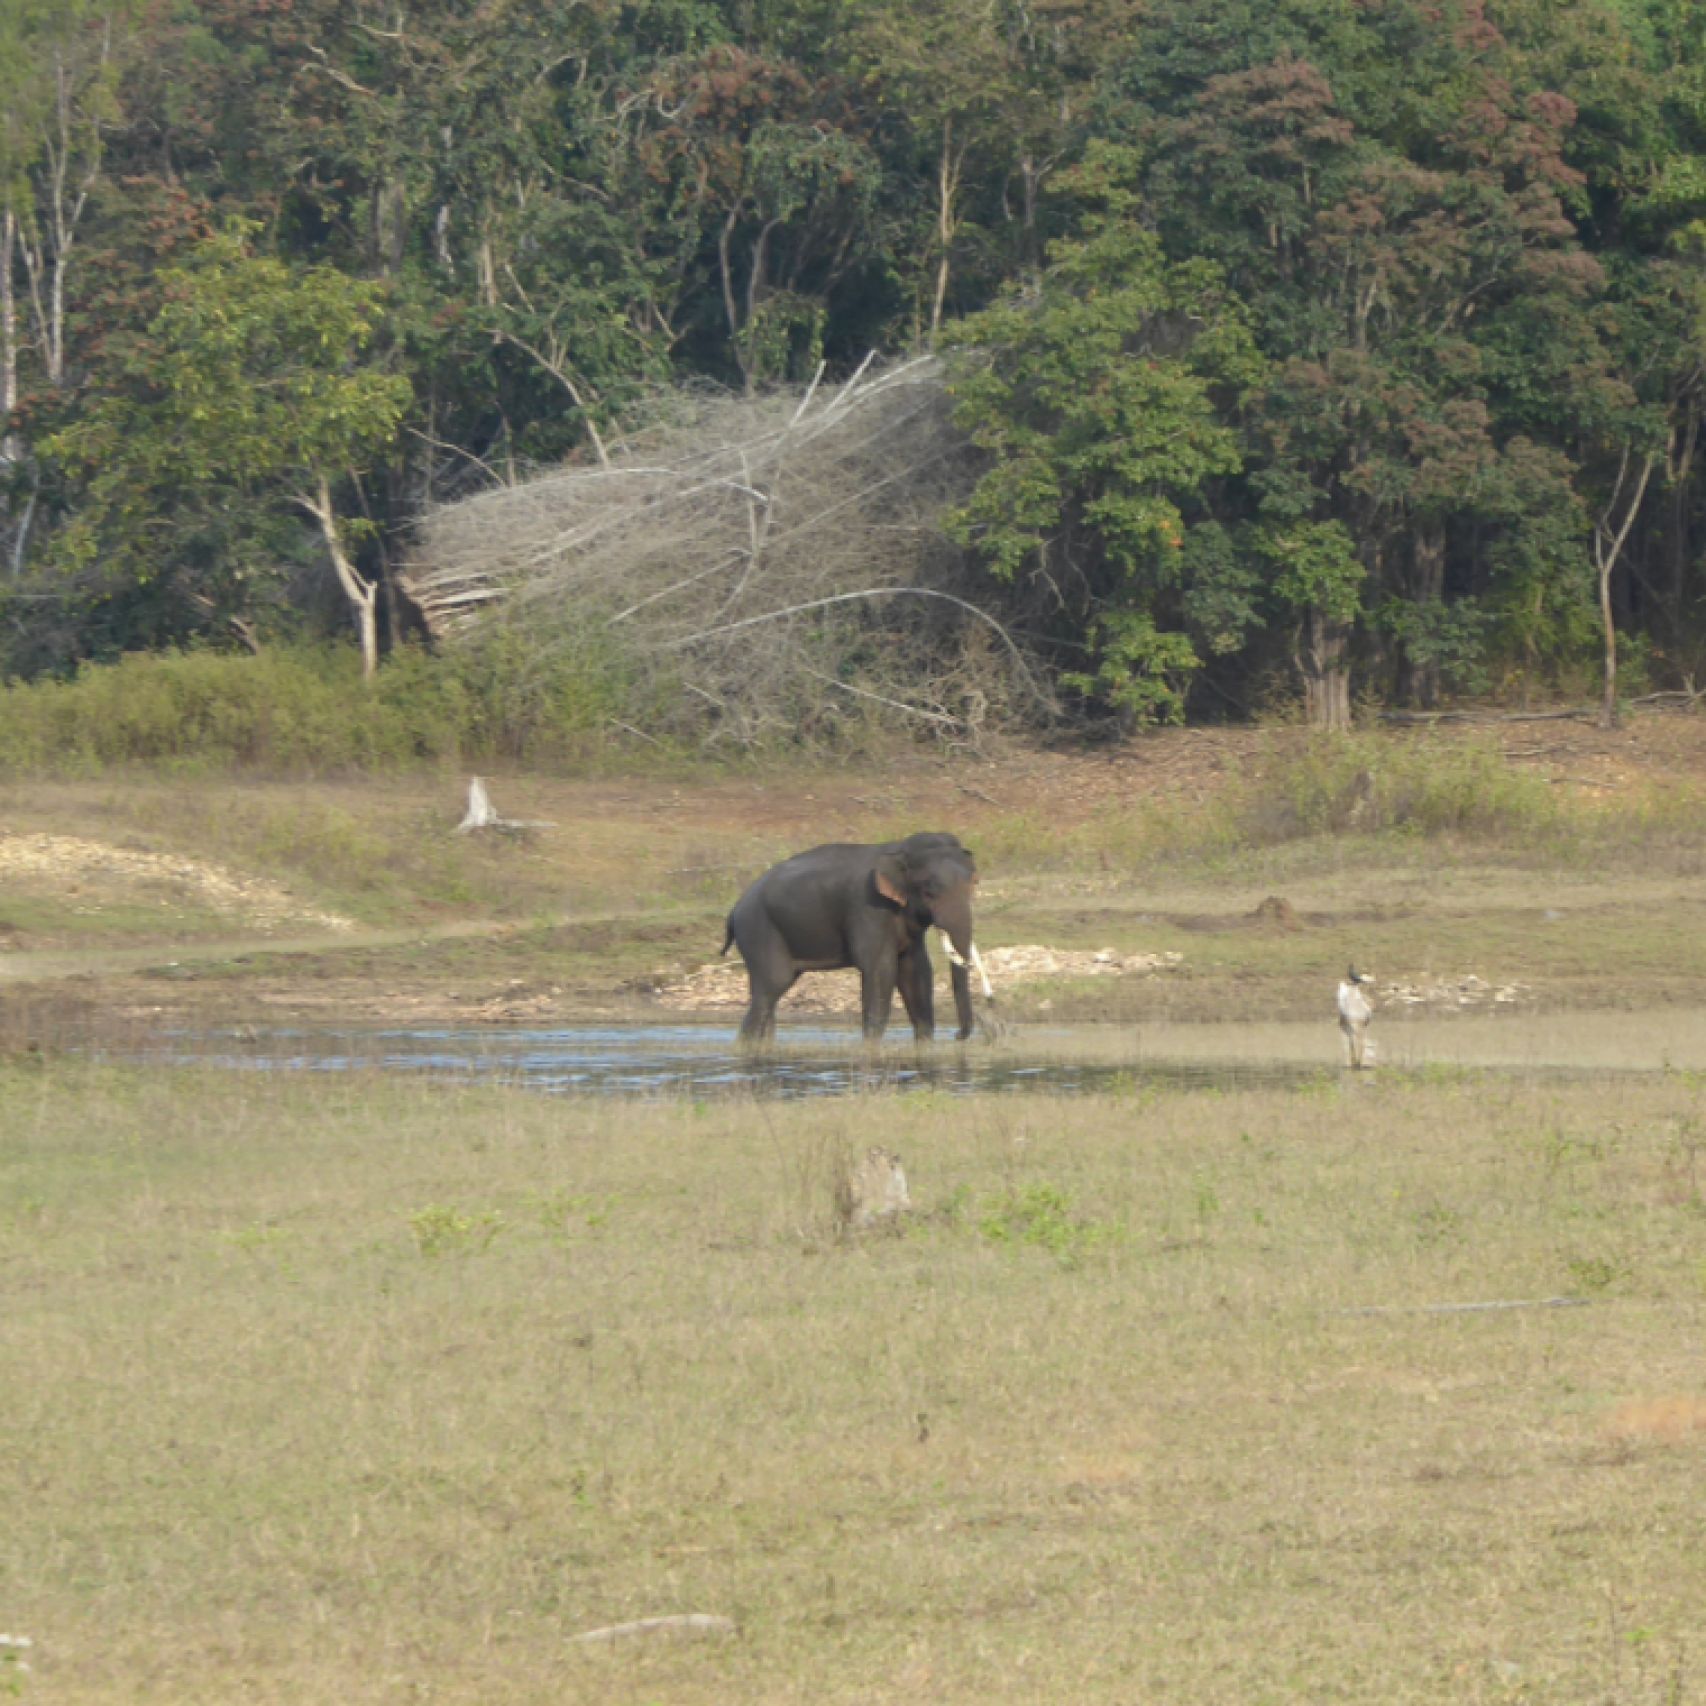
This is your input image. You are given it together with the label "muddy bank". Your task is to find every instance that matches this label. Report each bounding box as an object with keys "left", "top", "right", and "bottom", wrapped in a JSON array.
[{"left": 3, "top": 924, "right": 1562, "bottom": 1060}]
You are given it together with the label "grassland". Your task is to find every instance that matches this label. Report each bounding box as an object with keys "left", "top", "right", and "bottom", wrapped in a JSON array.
[
  {"left": 7, "top": 717, "right": 1706, "bottom": 1034},
  {"left": 6, "top": 724, "right": 1706, "bottom": 1700},
  {"left": 3, "top": 1059, "right": 1704, "bottom": 1702}
]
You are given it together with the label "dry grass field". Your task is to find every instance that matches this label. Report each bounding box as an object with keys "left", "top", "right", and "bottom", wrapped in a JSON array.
[
  {"left": 6, "top": 717, "right": 1706, "bottom": 1033},
  {"left": 5, "top": 723, "right": 1706, "bottom": 1701},
  {"left": 3, "top": 1058, "right": 1704, "bottom": 1703}
]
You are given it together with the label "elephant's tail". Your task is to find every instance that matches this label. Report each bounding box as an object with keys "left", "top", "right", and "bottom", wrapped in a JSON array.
[{"left": 719, "top": 923, "right": 734, "bottom": 957}]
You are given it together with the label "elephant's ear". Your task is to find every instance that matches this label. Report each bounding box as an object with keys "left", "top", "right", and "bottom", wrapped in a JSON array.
[{"left": 873, "top": 853, "right": 908, "bottom": 907}]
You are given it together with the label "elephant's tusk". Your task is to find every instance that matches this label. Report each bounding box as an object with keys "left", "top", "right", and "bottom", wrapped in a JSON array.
[{"left": 940, "top": 931, "right": 995, "bottom": 1000}]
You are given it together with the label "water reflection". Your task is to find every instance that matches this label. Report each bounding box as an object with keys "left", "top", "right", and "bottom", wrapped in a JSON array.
[{"left": 126, "top": 1022, "right": 1330, "bottom": 1101}]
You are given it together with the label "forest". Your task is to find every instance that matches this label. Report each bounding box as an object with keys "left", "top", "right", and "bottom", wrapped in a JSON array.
[{"left": 4, "top": 0, "right": 1706, "bottom": 742}]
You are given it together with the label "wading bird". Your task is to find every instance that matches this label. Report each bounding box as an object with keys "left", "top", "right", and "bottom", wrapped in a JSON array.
[{"left": 1338, "top": 965, "right": 1375, "bottom": 1069}]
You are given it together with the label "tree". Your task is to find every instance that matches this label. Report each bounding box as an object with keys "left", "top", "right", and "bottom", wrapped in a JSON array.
[
  {"left": 946, "top": 142, "right": 1260, "bottom": 724},
  {"left": 1121, "top": 3, "right": 1613, "bottom": 709},
  {"left": 45, "top": 226, "right": 411, "bottom": 675},
  {"left": 271, "top": 0, "right": 673, "bottom": 470},
  {"left": 621, "top": 45, "right": 885, "bottom": 389},
  {"left": 845, "top": 0, "right": 1008, "bottom": 340},
  {"left": 1257, "top": 519, "right": 1364, "bottom": 729},
  {"left": 1, "top": 0, "right": 137, "bottom": 574},
  {"left": 845, "top": 0, "right": 1120, "bottom": 338},
  {"left": 1592, "top": 444, "right": 1658, "bottom": 726},
  {"left": 1577, "top": 265, "right": 1685, "bottom": 726}
]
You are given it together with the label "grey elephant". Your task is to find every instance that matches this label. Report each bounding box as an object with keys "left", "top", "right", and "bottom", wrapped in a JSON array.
[{"left": 721, "top": 831, "right": 984, "bottom": 1043}]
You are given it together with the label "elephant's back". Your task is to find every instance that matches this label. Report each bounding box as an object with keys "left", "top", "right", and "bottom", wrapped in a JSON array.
[{"left": 746, "top": 841, "right": 876, "bottom": 893}]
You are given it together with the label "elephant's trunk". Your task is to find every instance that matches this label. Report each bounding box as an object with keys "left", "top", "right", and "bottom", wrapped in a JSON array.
[
  {"left": 938, "top": 927, "right": 995, "bottom": 999},
  {"left": 932, "top": 894, "right": 974, "bottom": 961}
]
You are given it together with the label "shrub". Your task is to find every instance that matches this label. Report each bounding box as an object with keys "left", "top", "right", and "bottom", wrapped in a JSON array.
[
  {"left": 1235, "top": 734, "right": 1561, "bottom": 843},
  {"left": 437, "top": 622, "right": 639, "bottom": 762},
  {"left": 408, "top": 1204, "right": 505, "bottom": 1258},
  {"left": 979, "top": 1183, "right": 1116, "bottom": 1266},
  {"left": 0, "top": 640, "right": 635, "bottom": 776}
]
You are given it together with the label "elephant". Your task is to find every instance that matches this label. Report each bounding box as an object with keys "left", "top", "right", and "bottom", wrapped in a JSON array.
[{"left": 721, "top": 831, "right": 983, "bottom": 1043}]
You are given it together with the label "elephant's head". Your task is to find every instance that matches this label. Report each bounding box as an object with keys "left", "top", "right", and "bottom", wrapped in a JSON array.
[{"left": 874, "top": 832, "right": 979, "bottom": 958}]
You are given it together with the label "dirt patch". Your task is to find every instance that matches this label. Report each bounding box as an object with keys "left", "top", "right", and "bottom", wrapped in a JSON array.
[
  {"left": 1172, "top": 900, "right": 1321, "bottom": 933},
  {"left": 0, "top": 834, "right": 354, "bottom": 936},
  {"left": 652, "top": 943, "right": 1185, "bottom": 1014},
  {"left": 234, "top": 979, "right": 587, "bottom": 1028},
  {"left": 1603, "top": 1397, "right": 1706, "bottom": 1447}
]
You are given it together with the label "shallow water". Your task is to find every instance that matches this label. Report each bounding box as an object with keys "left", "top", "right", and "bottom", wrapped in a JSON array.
[
  {"left": 125, "top": 1022, "right": 1334, "bottom": 1099},
  {"left": 113, "top": 1009, "right": 1700, "bottom": 1101}
]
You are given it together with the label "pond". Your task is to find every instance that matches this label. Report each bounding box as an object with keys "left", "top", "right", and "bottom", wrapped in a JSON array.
[
  {"left": 110, "top": 1008, "right": 1697, "bottom": 1100},
  {"left": 122, "top": 1022, "right": 1332, "bottom": 1100}
]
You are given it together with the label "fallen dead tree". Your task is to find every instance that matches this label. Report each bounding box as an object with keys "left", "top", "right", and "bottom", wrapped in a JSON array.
[{"left": 404, "top": 358, "right": 1050, "bottom": 749}]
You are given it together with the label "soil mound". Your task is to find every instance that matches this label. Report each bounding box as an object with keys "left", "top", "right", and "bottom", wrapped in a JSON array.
[{"left": 1252, "top": 895, "right": 1300, "bottom": 931}]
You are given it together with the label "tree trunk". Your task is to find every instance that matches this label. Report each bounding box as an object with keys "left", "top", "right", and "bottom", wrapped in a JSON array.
[
  {"left": 354, "top": 588, "right": 379, "bottom": 680},
  {"left": 299, "top": 476, "right": 380, "bottom": 680},
  {"left": 1, "top": 207, "right": 16, "bottom": 438},
  {"left": 371, "top": 176, "right": 407, "bottom": 277},
  {"left": 1017, "top": 154, "right": 1042, "bottom": 280},
  {"left": 1666, "top": 409, "right": 1698, "bottom": 635},
  {"left": 1300, "top": 607, "right": 1353, "bottom": 731},
  {"left": 1397, "top": 517, "right": 1445, "bottom": 708},
  {"left": 38, "top": 34, "right": 108, "bottom": 391},
  {"left": 1597, "top": 545, "right": 1618, "bottom": 730},
  {"left": 929, "top": 122, "right": 963, "bottom": 342},
  {"left": 1, "top": 206, "right": 18, "bottom": 574},
  {"left": 476, "top": 232, "right": 498, "bottom": 308},
  {"left": 718, "top": 205, "right": 752, "bottom": 394},
  {"left": 0, "top": 205, "right": 36, "bottom": 578},
  {"left": 1594, "top": 451, "right": 1657, "bottom": 731}
]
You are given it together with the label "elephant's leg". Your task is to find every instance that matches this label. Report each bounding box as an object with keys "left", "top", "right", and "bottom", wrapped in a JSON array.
[
  {"left": 948, "top": 961, "right": 973, "bottom": 1041},
  {"left": 859, "top": 957, "right": 899, "bottom": 1041},
  {"left": 740, "top": 980, "right": 790, "bottom": 1045},
  {"left": 896, "top": 944, "right": 936, "bottom": 1042},
  {"left": 737, "top": 927, "right": 796, "bottom": 1047}
]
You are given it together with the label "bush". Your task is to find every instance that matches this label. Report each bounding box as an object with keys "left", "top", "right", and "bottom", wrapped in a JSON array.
[
  {"left": 437, "top": 623, "right": 640, "bottom": 762},
  {"left": 1236, "top": 733, "right": 1562, "bottom": 843},
  {"left": 0, "top": 640, "right": 633, "bottom": 776}
]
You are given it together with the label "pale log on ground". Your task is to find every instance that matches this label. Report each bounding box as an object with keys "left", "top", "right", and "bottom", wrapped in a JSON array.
[{"left": 568, "top": 1614, "right": 736, "bottom": 1645}]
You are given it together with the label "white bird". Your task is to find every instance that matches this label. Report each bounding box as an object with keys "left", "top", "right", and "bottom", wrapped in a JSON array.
[{"left": 1337, "top": 964, "right": 1375, "bottom": 1069}]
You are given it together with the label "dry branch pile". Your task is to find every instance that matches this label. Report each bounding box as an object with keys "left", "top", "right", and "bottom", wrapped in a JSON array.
[{"left": 404, "top": 358, "right": 1047, "bottom": 748}]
